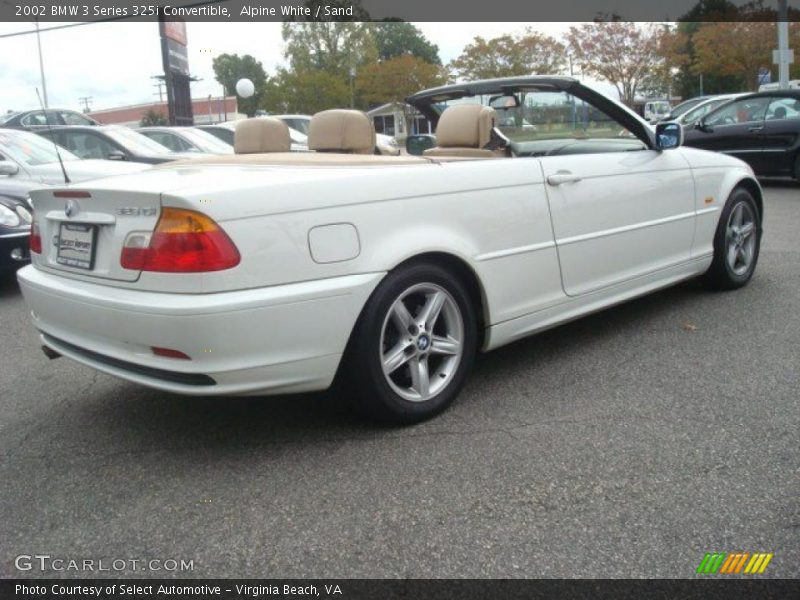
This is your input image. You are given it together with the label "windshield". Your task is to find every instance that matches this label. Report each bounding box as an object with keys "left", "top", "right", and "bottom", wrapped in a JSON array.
[
  {"left": 0, "top": 129, "right": 79, "bottom": 166},
  {"left": 432, "top": 91, "right": 628, "bottom": 143},
  {"left": 104, "top": 127, "right": 172, "bottom": 155},
  {"left": 681, "top": 97, "right": 733, "bottom": 125},
  {"left": 0, "top": 112, "right": 20, "bottom": 125},
  {"left": 278, "top": 117, "right": 310, "bottom": 135},
  {"left": 669, "top": 97, "right": 706, "bottom": 118},
  {"left": 180, "top": 128, "right": 234, "bottom": 153}
]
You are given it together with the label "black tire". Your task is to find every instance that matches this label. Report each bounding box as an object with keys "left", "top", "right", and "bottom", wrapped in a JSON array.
[
  {"left": 702, "top": 187, "right": 761, "bottom": 290},
  {"left": 794, "top": 153, "right": 800, "bottom": 180},
  {"left": 345, "top": 262, "right": 478, "bottom": 424}
]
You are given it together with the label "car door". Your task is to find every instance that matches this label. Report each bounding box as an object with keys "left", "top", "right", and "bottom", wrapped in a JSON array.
[
  {"left": 687, "top": 97, "right": 770, "bottom": 172},
  {"left": 761, "top": 96, "right": 800, "bottom": 176},
  {"left": 531, "top": 91, "right": 695, "bottom": 296}
]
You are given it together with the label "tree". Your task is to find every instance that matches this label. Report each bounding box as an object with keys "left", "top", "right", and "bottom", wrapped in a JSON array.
[
  {"left": 212, "top": 53, "right": 268, "bottom": 116},
  {"left": 357, "top": 55, "right": 449, "bottom": 106},
  {"left": 140, "top": 109, "right": 167, "bottom": 127},
  {"left": 373, "top": 22, "right": 440, "bottom": 65},
  {"left": 262, "top": 68, "right": 351, "bottom": 115},
  {"left": 667, "top": 0, "right": 800, "bottom": 98},
  {"left": 450, "top": 29, "right": 566, "bottom": 80},
  {"left": 566, "top": 21, "right": 670, "bottom": 106},
  {"left": 680, "top": 21, "right": 800, "bottom": 92},
  {"left": 282, "top": 18, "right": 377, "bottom": 76}
]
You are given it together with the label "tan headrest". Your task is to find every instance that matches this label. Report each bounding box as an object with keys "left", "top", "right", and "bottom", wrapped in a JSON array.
[
  {"left": 234, "top": 118, "right": 291, "bottom": 154},
  {"left": 308, "top": 109, "right": 375, "bottom": 155},
  {"left": 435, "top": 104, "right": 496, "bottom": 148}
]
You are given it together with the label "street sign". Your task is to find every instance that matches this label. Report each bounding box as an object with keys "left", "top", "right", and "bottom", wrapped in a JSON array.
[
  {"left": 758, "top": 68, "right": 772, "bottom": 86},
  {"left": 773, "top": 48, "right": 795, "bottom": 64}
]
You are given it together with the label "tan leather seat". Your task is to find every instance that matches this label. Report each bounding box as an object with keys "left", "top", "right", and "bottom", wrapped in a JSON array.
[
  {"left": 234, "top": 118, "right": 291, "bottom": 154},
  {"left": 424, "top": 104, "right": 497, "bottom": 158},
  {"left": 308, "top": 109, "right": 375, "bottom": 155}
]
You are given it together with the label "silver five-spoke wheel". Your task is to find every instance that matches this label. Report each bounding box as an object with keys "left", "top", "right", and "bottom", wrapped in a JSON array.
[
  {"left": 379, "top": 283, "right": 464, "bottom": 402},
  {"left": 726, "top": 200, "right": 756, "bottom": 276}
]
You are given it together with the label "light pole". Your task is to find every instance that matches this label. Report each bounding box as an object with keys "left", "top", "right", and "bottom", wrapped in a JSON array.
[{"left": 34, "top": 18, "right": 47, "bottom": 107}]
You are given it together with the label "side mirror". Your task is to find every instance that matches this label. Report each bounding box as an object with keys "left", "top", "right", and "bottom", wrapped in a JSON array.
[
  {"left": 405, "top": 134, "right": 436, "bottom": 156},
  {"left": 655, "top": 122, "right": 684, "bottom": 150},
  {"left": 0, "top": 160, "right": 19, "bottom": 176},
  {"left": 107, "top": 151, "right": 127, "bottom": 161}
]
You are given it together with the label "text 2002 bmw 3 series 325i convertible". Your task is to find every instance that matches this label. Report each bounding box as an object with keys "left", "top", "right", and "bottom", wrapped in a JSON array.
[{"left": 18, "top": 78, "right": 763, "bottom": 423}]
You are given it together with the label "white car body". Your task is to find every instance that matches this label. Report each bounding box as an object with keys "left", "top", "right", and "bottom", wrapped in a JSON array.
[{"left": 17, "top": 78, "right": 762, "bottom": 403}]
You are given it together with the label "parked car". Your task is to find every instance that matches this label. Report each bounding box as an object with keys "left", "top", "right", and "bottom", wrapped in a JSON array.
[
  {"left": 0, "top": 130, "right": 148, "bottom": 273},
  {"left": 659, "top": 96, "right": 711, "bottom": 122},
  {"left": 198, "top": 121, "right": 309, "bottom": 151},
  {"left": 36, "top": 125, "right": 203, "bottom": 164},
  {"left": 758, "top": 80, "right": 800, "bottom": 92},
  {"left": 17, "top": 76, "right": 762, "bottom": 424},
  {"left": 138, "top": 127, "right": 234, "bottom": 155},
  {"left": 0, "top": 193, "right": 32, "bottom": 273},
  {"left": 0, "top": 128, "right": 148, "bottom": 185},
  {"left": 1, "top": 108, "right": 100, "bottom": 130},
  {"left": 671, "top": 94, "right": 745, "bottom": 127},
  {"left": 684, "top": 90, "right": 800, "bottom": 179}
]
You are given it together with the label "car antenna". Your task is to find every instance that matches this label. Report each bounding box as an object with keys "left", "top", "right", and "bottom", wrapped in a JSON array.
[{"left": 36, "top": 88, "right": 70, "bottom": 185}]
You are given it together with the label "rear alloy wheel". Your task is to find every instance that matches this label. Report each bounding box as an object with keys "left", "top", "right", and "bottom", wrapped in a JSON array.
[
  {"left": 703, "top": 187, "right": 761, "bottom": 290},
  {"left": 347, "top": 263, "right": 477, "bottom": 424}
]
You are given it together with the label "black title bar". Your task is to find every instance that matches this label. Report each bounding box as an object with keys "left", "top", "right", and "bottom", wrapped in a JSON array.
[{"left": 0, "top": 0, "right": 798, "bottom": 22}]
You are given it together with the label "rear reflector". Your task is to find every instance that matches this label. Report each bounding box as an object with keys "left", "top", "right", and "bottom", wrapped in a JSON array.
[
  {"left": 151, "top": 346, "right": 191, "bottom": 360},
  {"left": 121, "top": 207, "right": 240, "bottom": 273}
]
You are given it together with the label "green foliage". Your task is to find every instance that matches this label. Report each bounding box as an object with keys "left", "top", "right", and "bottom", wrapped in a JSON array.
[
  {"left": 262, "top": 68, "right": 351, "bottom": 115},
  {"left": 140, "top": 109, "right": 167, "bottom": 127},
  {"left": 450, "top": 29, "right": 566, "bottom": 80},
  {"left": 373, "top": 22, "right": 441, "bottom": 65},
  {"left": 357, "top": 55, "right": 449, "bottom": 106},
  {"left": 281, "top": 21, "right": 377, "bottom": 77},
  {"left": 212, "top": 53, "right": 268, "bottom": 116}
]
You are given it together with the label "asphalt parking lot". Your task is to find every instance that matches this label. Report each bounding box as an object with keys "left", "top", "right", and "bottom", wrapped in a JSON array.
[{"left": 1, "top": 181, "right": 798, "bottom": 579}]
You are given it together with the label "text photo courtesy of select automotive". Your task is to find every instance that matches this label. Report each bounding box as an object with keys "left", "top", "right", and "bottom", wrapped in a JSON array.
[{"left": 1, "top": 0, "right": 799, "bottom": 593}]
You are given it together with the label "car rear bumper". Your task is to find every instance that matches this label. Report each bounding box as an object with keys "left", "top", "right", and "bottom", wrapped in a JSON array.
[{"left": 17, "top": 266, "right": 383, "bottom": 396}]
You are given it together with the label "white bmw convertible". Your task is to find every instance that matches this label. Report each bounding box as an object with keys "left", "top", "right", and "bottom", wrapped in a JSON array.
[{"left": 18, "top": 77, "right": 763, "bottom": 423}]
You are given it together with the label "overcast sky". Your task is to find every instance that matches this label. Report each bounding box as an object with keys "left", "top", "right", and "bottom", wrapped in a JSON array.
[{"left": 0, "top": 21, "right": 605, "bottom": 115}]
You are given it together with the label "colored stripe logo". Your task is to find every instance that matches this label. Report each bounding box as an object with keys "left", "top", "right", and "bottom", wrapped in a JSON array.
[{"left": 697, "top": 552, "right": 773, "bottom": 574}]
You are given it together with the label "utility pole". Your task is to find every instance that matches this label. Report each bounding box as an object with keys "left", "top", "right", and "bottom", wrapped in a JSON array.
[
  {"left": 776, "top": 0, "right": 791, "bottom": 89},
  {"left": 78, "top": 96, "right": 93, "bottom": 112}
]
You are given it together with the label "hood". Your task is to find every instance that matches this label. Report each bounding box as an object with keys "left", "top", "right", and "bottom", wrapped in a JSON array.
[{"left": 28, "top": 160, "right": 150, "bottom": 184}]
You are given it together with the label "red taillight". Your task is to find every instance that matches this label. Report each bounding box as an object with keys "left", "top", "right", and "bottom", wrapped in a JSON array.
[
  {"left": 151, "top": 346, "right": 191, "bottom": 360},
  {"left": 121, "top": 208, "right": 240, "bottom": 273},
  {"left": 29, "top": 219, "right": 42, "bottom": 254}
]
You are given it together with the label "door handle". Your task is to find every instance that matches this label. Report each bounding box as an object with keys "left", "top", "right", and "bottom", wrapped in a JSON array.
[
  {"left": 748, "top": 125, "right": 764, "bottom": 132},
  {"left": 547, "top": 172, "right": 582, "bottom": 186}
]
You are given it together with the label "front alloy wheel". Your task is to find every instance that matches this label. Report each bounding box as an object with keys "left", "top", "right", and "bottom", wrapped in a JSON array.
[{"left": 703, "top": 186, "right": 761, "bottom": 290}]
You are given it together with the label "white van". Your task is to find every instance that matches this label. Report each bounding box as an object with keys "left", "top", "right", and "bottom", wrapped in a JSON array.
[
  {"left": 758, "top": 80, "right": 800, "bottom": 92},
  {"left": 643, "top": 100, "right": 671, "bottom": 123}
]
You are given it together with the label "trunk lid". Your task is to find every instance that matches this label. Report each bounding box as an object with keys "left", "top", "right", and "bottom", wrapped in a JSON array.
[{"left": 30, "top": 187, "right": 161, "bottom": 282}]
